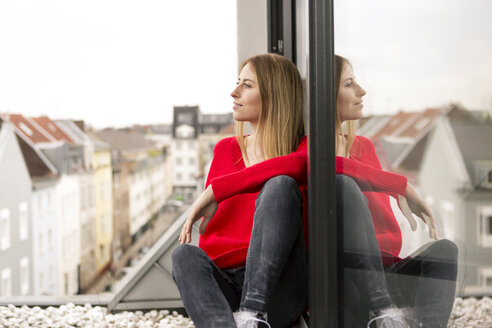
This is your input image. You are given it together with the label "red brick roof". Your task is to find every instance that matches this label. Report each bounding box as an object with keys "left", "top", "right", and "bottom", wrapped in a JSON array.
[
  {"left": 371, "top": 108, "right": 443, "bottom": 140},
  {"left": 32, "top": 116, "right": 74, "bottom": 144},
  {"left": 5, "top": 114, "right": 51, "bottom": 144}
]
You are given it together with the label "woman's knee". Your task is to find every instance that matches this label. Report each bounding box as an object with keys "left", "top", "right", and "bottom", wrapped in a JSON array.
[
  {"left": 429, "top": 239, "right": 458, "bottom": 261},
  {"left": 258, "top": 175, "right": 301, "bottom": 203},
  {"left": 172, "top": 244, "right": 204, "bottom": 273},
  {"left": 336, "top": 174, "right": 368, "bottom": 206}
]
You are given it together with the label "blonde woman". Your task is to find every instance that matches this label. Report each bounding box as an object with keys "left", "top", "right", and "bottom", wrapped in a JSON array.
[
  {"left": 172, "top": 54, "right": 308, "bottom": 328},
  {"left": 334, "top": 55, "right": 458, "bottom": 328}
]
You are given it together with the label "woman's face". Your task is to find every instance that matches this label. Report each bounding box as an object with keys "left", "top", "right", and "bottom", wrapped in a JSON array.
[
  {"left": 337, "top": 64, "right": 366, "bottom": 122},
  {"left": 231, "top": 63, "right": 262, "bottom": 125}
]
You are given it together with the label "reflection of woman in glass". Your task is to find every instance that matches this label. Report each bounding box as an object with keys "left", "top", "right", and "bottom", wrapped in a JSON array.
[
  {"left": 334, "top": 55, "right": 458, "bottom": 327},
  {"left": 172, "top": 53, "right": 308, "bottom": 328}
]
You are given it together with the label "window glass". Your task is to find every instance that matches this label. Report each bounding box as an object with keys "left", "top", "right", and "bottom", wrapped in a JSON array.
[{"left": 335, "top": 1, "right": 492, "bottom": 326}]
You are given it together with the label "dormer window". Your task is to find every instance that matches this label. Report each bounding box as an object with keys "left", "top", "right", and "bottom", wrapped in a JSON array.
[{"left": 19, "top": 122, "right": 33, "bottom": 136}]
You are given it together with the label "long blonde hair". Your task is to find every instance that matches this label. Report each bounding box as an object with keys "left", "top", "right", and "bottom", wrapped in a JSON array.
[
  {"left": 335, "top": 54, "right": 356, "bottom": 158},
  {"left": 235, "top": 53, "right": 305, "bottom": 163}
]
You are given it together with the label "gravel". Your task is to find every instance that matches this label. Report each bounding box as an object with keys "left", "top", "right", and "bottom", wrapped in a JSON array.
[
  {"left": 0, "top": 297, "right": 489, "bottom": 327},
  {"left": 447, "top": 297, "right": 491, "bottom": 328},
  {"left": 0, "top": 303, "right": 195, "bottom": 328}
]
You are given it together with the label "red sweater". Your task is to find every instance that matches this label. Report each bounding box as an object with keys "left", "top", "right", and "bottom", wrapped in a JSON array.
[
  {"left": 337, "top": 136, "right": 407, "bottom": 266},
  {"left": 200, "top": 136, "right": 308, "bottom": 269}
]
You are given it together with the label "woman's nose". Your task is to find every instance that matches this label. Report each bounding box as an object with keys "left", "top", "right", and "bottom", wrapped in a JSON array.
[
  {"left": 358, "top": 85, "right": 366, "bottom": 97},
  {"left": 231, "top": 85, "right": 239, "bottom": 98}
]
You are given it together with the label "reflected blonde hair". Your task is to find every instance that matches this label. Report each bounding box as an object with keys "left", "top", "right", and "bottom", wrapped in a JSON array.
[
  {"left": 335, "top": 54, "right": 356, "bottom": 157},
  {"left": 235, "top": 53, "right": 305, "bottom": 164}
]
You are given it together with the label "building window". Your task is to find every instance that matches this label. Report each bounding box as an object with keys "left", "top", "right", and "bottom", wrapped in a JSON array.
[
  {"left": 0, "top": 208, "right": 10, "bottom": 251},
  {"left": 176, "top": 158, "right": 182, "bottom": 166},
  {"left": 47, "top": 191, "right": 52, "bottom": 214},
  {"left": 176, "top": 141, "right": 182, "bottom": 150},
  {"left": 20, "top": 257, "right": 29, "bottom": 295},
  {"left": 48, "top": 229, "right": 53, "bottom": 249},
  {"left": 37, "top": 194, "right": 43, "bottom": 217},
  {"left": 39, "top": 233, "right": 44, "bottom": 256},
  {"left": 49, "top": 266, "right": 54, "bottom": 288},
  {"left": 19, "top": 202, "right": 28, "bottom": 241},
  {"left": 440, "top": 200, "right": 455, "bottom": 240},
  {"left": 188, "top": 141, "right": 195, "bottom": 149},
  {"left": 1, "top": 268, "right": 11, "bottom": 297},
  {"left": 19, "top": 122, "right": 33, "bottom": 136},
  {"left": 176, "top": 173, "right": 182, "bottom": 181},
  {"left": 189, "top": 158, "right": 195, "bottom": 165},
  {"left": 479, "top": 206, "right": 492, "bottom": 247},
  {"left": 64, "top": 272, "right": 69, "bottom": 295},
  {"left": 39, "top": 272, "right": 45, "bottom": 294},
  {"left": 480, "top": 268, "right": 492, "bottom": 287}
]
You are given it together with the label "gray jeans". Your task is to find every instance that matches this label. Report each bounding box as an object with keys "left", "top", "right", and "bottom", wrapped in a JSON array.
[
  {"left": 172, "top": 176, "right": 308, "bottom": 328},
  {"left": 338, "top": 175, "right": 458, "bottom": 328}
]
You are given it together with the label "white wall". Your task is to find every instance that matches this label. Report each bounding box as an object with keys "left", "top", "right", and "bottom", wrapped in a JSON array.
[
  {"left": 56, "top": 174, "right": 81, "bottom": 295},
  {"left": 31, "top": 183, "right": 58, "bottom": 295}
]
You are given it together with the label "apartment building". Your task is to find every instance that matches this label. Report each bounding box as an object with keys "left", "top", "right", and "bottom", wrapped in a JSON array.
[{"left": 0, "top": 121, "right": 33, "bottom": 296}]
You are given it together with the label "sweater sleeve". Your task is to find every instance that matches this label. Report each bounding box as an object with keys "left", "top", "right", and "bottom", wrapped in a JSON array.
[
  {"left": 336, "top": 156, "right": 407, "bottom": 196},
  {"left": 211, "top": 138, "right": 307, "bottom": 203}
]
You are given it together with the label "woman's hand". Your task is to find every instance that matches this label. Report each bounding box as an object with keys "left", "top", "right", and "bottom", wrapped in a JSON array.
[
  {"left": 397, "top": 183, "right": 438, "bottom": 240},
  {"left": 178, "top": 185, "right": 218, "bottom": 244}
]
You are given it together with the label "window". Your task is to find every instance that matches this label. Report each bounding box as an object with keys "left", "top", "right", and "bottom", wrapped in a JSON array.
[
  {"left": 64, "top": 272, "right": 69, "bottom": 295},
  {"left": 19, "top": 122, "right": 33, "bottom": 136},
  {"left": 49, "top": 266, "right": 54, "bottom": 288},
  {"left": 37, "top": 194, "right": 43, "bottom": 216},
  {"left": 0, "top": 208, "right": 10, "bottom": 250},
  {"left": 39, "top": 233, "right": 44, "bottom": 256},
  {"left": 176, "top": 158, "right": 182, "bottom": 166},
  {"left": 1, "top": 268, "right": 11, "bottom": 297},
  {"left": 440, "top": 200, "right": 455, "bottom": 240},
  {"left": 20, "top": 257, "right": 29, "bottom": 295},
  {"left": 39, "top": 272, "right": 45, "bottom": 294},
  {"left": 480, "top": 206, "right": 492, "bottom": 248},
  {"left": 48, "top": 229, "right": 53, "bottom": 249},
  {"left": 47, "top": 191, "right": 52, "bottom": 214},
  {"left": 189, "top": 158, "right": 196, "bottom": 165},
  {"left": 176, "top": 173, "right": 182, "bottom": 181},
  {"left": 480, "top": 268, "right": 492, "bottom": 287},
  {"left": 19, "top": 202, "right": 28, "bottom": 241}
]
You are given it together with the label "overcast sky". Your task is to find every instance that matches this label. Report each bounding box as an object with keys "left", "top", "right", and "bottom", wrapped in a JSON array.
[
  {"left": 0, "top": 0, "right": 237, "bottom": 129},
  {"left": 1, "top": 1, "right": 491, "bottom": 129},
  {"left": 335, "top": 0, "right": 492, "bottom": 116}
]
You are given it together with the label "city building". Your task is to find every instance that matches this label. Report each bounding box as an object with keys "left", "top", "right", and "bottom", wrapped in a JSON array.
[{"left": 0, "top": 120, "right": 33, "bottom": 296}]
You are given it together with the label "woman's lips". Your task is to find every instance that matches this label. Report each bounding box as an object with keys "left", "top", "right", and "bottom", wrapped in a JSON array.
[{"left": 233, "top": 103, "right": 243, "bottom": 110}]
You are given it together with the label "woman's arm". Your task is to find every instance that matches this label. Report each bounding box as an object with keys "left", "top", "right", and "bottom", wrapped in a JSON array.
[
  {"left": 211, "top": 138, "right": 307, "bottom": 203},
  {"left": 179, "top": 184, "right": 218, "bottom": 243},
  {"left": 336, "top": 156, "right": 407, "bottom": 197}
]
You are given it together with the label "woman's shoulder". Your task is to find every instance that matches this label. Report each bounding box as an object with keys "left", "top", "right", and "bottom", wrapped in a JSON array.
[
  {"left": 213, "top": 136, "right": 241, "bottom": 158},
  {"left": 353, "top": 135, "right": 373, "bottom": 146},
  {"left": 350, "top": 135, "right": 376, "bottom": 159},
  {"left": 214, "top": 136, "right": 238, "bottom": 149}
]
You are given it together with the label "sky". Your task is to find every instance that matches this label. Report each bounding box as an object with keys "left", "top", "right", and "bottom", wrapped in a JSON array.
[
  {"left": 0, "top": 0, "right": 238, "bottom": 129},
  {"left": 1, "top": 1, "right": 491, "bottom": 129},
  {"left": 334, "top": 0, "right": 492, "bottom": 116}
]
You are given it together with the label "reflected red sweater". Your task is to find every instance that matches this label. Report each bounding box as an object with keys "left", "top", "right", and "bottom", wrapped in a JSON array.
[
  {"left": 199, "top": 136, "right": 308, "bottom": 269},
  {"left": 337, "top": 136, "right": 407, "bottom": 266}
]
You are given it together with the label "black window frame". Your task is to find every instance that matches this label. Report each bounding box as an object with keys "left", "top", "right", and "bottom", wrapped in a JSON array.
[{"left": 268, "top": 0, "right": 340, "bottom": 326}]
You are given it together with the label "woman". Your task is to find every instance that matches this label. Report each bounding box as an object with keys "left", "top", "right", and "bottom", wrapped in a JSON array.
[
  {"left": 334, "top": 55, "right": 458, "bottom": 327},
  {"left": 172, "top": 53, "right": 308, "bottom": 328}
]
